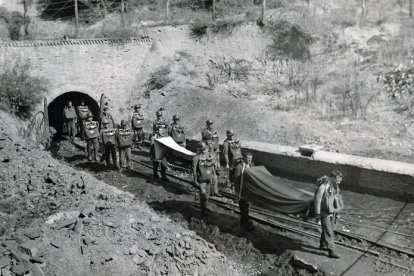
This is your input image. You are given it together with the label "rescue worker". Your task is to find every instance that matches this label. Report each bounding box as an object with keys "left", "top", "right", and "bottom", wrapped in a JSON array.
[
  {"left": 233, "top": 152, "right": 255, "bottom": 229},
  {"left": 83, "top": 113, "right": 99, "bottom": 161},
  {"left": 131, "top": 105, "right": 145, "bottom": 149},
  {"left": 63, "top": 101, "right": 77, "bottom": 140},
  {"left": 101, "top": 106, "right": 115, "bottom": 129},
  {"left": 314, "top": 175, "right": 341, "bottom": 259},
  {"left": 192, "top": 141, "right": 219, "bottom": 215},
  {"left": 201, "top": 120, "right": 219, "bottom": 160},
  {"left": 117, "top": 120, "right": 134, "bottom": 172},
  {"left": 150, "top": 129, "right": 169, "bottom": 181},
  {"left": 168, "top": 115, "right": 186, "bottom": 147},
  {"left": 76, "top": 101, "right": 91, "bottom": 139},
  {"left": 153, "top": 109, "right": 168, "bottom": 137},
  {"left": 100, "top": 118, "right": 118, "bottom": 170},
  {"left": 223, "top": 130, "right": 242, "bottom": 185}
]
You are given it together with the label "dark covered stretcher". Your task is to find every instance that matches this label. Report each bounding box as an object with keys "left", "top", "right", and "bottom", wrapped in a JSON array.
[{"left": 240, "top": 166, "right": 316, "bottom": 214}]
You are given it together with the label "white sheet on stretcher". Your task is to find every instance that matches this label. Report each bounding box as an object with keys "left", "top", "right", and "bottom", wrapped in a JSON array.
[{"left": 154, "top": 136, "right": 196, "bottom": 161}]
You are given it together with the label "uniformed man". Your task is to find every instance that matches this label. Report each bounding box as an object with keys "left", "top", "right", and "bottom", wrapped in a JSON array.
[
  {"left": 63, "top": 101, "right": 77, "bottom": 140},
  {"left": 131, "top": 105, "right": 145, "bottom": 149},
  {"left": 77, "top": 101, "right": 91, "bottom": 139},
  {"left": 168, "top": 115, "right": 186, "bottom": 147},
  {"left": 101, "top": 106, "right": 115, "bottom": 129},
  {"left": 233, "top": 152, "right": 254, "bottom": 229},
  {"left": 201, "top": 119, "right": 219, "bottom": 159},
  {"left": 117, "top": 120, "right": 134, "bottom": 172},
  {"left": 83, "top": 113, "right": 99, "bottom": 161},
  {"left": 150, "top": 129, "right": 169, "bottom": 181},
  {"left": 330, "top": 170, "right": 344, "bottom": 225},
  {"left": 100, "top": 118, "right": 118, "bottom": 170},
  {"left": 153, "top": 110, "right": 168, "bottom": 137},
  {"left": 314, "top": 175, "right": 341, "bottom": 259},
  {"left": 223, "top": 130, "right": 242, "bottom": 185},
  {"left": 192, "top": 141, "right": 219, "bottom": 215}
]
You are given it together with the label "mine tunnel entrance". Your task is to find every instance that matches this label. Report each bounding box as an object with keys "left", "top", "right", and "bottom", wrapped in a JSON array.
[{"left": 48, "top": 92, "right": 100, "bottom": 136}]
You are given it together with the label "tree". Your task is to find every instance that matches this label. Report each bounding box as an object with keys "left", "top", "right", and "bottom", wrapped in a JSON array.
[
  {"left": 22, "top": 0, "right": 32, "bottom": 37},
  {"left": 212, "top": 0, "right": 216, "bottom": 21},
  {"left": 410, "top": 0, "right": 412, "bottom": 17},
  {"left": 166, "top": 0, "right": 170, "bottom": 23},
  {"left": 361, "top": 0, "right": 366, "bottom": 18}
]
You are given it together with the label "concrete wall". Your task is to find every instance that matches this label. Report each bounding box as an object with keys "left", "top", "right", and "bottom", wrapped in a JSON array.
[
  {"left": 0, "top": 38, "right": 152, "bottom": 120},
  {"left": 187, "top": 139, "right": 414, "bottom": 202}
]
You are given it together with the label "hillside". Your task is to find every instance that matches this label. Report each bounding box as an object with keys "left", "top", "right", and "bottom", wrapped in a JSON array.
[{"left": 0, "top": 0, "right": 413, "bottom": 163}]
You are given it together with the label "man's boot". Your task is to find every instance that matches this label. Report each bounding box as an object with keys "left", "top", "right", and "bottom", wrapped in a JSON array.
[
  {"left": 319, "top": 242, "right": 328, "bottom": 251},
  {"left": 328, "top": 250, "right": 340, "bottom": 259}
]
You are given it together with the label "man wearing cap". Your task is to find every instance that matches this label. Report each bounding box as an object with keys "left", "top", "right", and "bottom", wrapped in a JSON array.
[
  {"left": 192, "top": 141, "right": 219, "bottom": 215},
  {"left": 153, "top": 109, "right": 168, "bottom": 137},
  {"left": 150, "top": 129, "right": 169, "bottom": 181},
  {"left": 201, "top": 120, "right": 219, "bottom": 159},
  {"left": 63, "top": 100, "right": 77, "bottom": 140},
  {"left": 131, "top": 105, "right": 145, "bottom": 149},
  {"left": 101, "top": 106, "right": 115, "bottom": 129},
  {"left": 233, "top": 152, "right": 255, "bottom": 229},
  {"left": 100, "top": 118, "right": 118, "bottom": 170},
  {"left": 223, "top": 130, "right": 242, "bottom": 185},
  {"left": 83, "top": 113, "right": 99, "bottom": 161},
  {"left": 314, "top": 174, "right": 341, "bottom": 259},
  {"left": 117, "top": 120, "right": 134, "bottom": 172},
  {"left": 168, "top": 115, "right": 186, "bottom": 147},
  {"left": 77, "top": 100, "right": 91, "bottom": 139}
]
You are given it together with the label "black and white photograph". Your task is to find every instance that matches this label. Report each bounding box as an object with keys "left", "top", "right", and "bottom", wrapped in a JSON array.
[{"left": 0, "top": 0, "right": 413, "bottom": 275}]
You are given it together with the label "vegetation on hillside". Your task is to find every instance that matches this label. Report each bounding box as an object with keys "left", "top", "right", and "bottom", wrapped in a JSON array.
[{"left": 0, "top": 62, "right": 48, "bottom": 119}]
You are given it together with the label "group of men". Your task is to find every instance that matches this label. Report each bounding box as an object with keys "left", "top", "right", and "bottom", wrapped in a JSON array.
[{"left": 64, "top": 100, "right": 345, "bottom": 259}]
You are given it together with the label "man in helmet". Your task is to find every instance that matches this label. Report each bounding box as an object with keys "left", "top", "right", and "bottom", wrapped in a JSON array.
[
  {"left": 101, "top": 106, "right": 115, "bottom": 129},
  {"left": 153, "top": 109, "right": 168, "bottom": 137},
  {"left": 192, "top": 141, "right": 219, "bottom": 215},
  {"left": 201, "top": 119, "right": 219, "bottom": 159},
  {"left": 150, "top": 128, "right": 169, "bottom": 181},
  {"left": 168, "top": 114, "right": 186, "bottom": 147},
  {"left": 223, "top": 129, "right": 242, "bottom": 186},
  {"left": 100, "top": 118, "right": 118, "bottom": 170},
  {"left": 63, "top": 100, "right": 77, "bottom": 140},
  {"left": 131, "top": 104, "right": 145, "bottom": 149},
  {"left": 233, "top": 152, "right": 255, "bottom": 229},
  {"left": 77, "top": 100, "right": 91, "bottom": 139},
  {"left": 83, "top": 113, "right": 99, "bottom": 161},
  {"left": 117, "top": 120, "right": 134, "bottom": 172}
]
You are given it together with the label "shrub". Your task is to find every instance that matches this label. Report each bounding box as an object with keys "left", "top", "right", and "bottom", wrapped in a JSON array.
[
  {"left": 143, "top": 66, "right": 172, "bottom": 99},
  {"left": 266, "top": 20, "right": 312, "bottom": 60},
  {"left": 0, "top": 62, "right": 48, "bottom": 119},
  {"left": 189, "top": 22, "right": 208, "bottom": 39},
  {"left": 0, "top": 8, "right": 23, "bottom": 40}
]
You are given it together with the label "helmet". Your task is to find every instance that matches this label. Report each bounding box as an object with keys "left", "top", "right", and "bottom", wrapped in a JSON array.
[
  {"left": 206, "top": 119, "right": 213, "bottom": 126},
  {"left": 120, "top": 120, "right": 127, "bottom": 126},
  {"left": 226, "top": 129, "right": 234, "bottom": 136},
  {"left": 87, "top": 112, "right": 93, "bottom": 118},
  {"left": 103, "top": 106, "right": 109, "bottom": 111},
  {"left": 173, "top": 115, "right": 179, "bottom": 121},
  {"left": 156, "top": 110, "right": 162, "bottom": 116},
  {"left": 197, "top": 141, "right": 207, "bottom": 150},
  {"left": 133, "top": 104, "right": 141, "bottom": 110},
  {"left": 101, "top": 118, "right": 109, "bottom": 125}
]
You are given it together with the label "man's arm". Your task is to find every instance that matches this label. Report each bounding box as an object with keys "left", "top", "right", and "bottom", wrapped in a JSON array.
[
  {"left": 223, "top": 141, "right": 229, "bottom": 167},
  {"left": 314, "top": 185, "right": 325, "bottom": 218}
]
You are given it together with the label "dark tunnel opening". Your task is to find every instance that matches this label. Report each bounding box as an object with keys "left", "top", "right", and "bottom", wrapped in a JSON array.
[{"left": 48, "top": 92, "right": 100, "bottom": 136}]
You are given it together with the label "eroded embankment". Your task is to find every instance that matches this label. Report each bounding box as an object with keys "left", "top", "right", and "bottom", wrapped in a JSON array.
[{"left": 0, "top": 111, "right": 243, "bottom": 275}]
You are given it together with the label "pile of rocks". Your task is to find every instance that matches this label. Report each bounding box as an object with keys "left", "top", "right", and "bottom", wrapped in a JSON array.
[{"left": 0, "top": 111, "right": 242, "bottom": 276}]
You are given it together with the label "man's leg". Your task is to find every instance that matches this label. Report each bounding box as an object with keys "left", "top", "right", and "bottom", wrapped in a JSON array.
[
  {"left": 125, "top": 147, "right": 131, "bottom": 169},
  {"left": 211, "top": 174, "right": 219, "bottom": 196},
  {"left": 199, "top": 182, "right": 208, "bottom": 215},
  {"left": 119, "top": 148, "right": 124, "bottom": 168},
  {"left": 86, "top": 140, "right": 92, "bottom": 160},
  {"left": 92, "top": 138, "right": 99, "bottom": 161},
  {"left": 110, "top": 145, "right": 118, "bottom": 169},
  {"left": 321, "top": 215, "right": 340, "bottom": 258}
]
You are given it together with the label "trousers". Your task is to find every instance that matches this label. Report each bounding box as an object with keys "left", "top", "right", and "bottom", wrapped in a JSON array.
[
  {"left": 104, "top": 144, "right": 117, "bottom": 167},
  {"left": 65, "top": 118, "right": 76, "bottom": 138},
  {"left": 198, "top": 181, "right": 210, "bottom": 213},
  {"left": 320, "top": 215, "right": 335, "bottom": 251},
  {"left": 86, "top": 138, "right": 98, "bottom": 160},
  {"left": 119, "top": 146, "right": 131, "bottom": 168}
]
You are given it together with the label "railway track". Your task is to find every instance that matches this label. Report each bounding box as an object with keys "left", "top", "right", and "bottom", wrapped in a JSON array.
[{"left": 69, "top": 140, "right": 414, "bottom": 273}]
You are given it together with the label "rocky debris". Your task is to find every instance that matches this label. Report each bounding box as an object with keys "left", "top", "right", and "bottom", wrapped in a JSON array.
[{"left": 0, "top": 111, "right": 242, "bottom": 276}]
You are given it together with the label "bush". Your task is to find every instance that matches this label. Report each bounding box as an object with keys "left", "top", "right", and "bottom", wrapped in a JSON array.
[
  {"left": 266, "top": 20, "right": 312, "bottom": 60},
  {"left": 0, "top": 62, "right": 48, "bottom": 119},
  {"left": 0, "top": 8, "right": 23, "bottom": 40},
  {"left": 143, "top": 66, "right": 172, "bottom": 99}
]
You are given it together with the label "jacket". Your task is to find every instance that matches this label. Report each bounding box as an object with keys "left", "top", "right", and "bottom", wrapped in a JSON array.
[
  {"left": 314, "top": 182, "right": 336, "bottom": 217},
  {"left": 223, "top": 138, "right": 242, "bottom": 166},
  {"left": 192, "top": 152, "right": 218, "bottom": 184}
]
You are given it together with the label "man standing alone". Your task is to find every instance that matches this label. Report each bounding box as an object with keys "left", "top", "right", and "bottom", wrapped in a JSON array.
[{"left": 63, "top": 101, "right": 77, "bottom": 140}]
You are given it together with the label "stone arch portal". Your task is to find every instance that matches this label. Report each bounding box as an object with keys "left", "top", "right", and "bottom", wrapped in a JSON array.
[{"left": 48, "top": 91, "right": 100, "bottom": 135}]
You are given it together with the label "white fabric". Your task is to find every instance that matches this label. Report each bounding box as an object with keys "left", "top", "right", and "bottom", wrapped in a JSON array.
[{"left": 154, "top": 136, "right": 196, "bottom": 161}]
